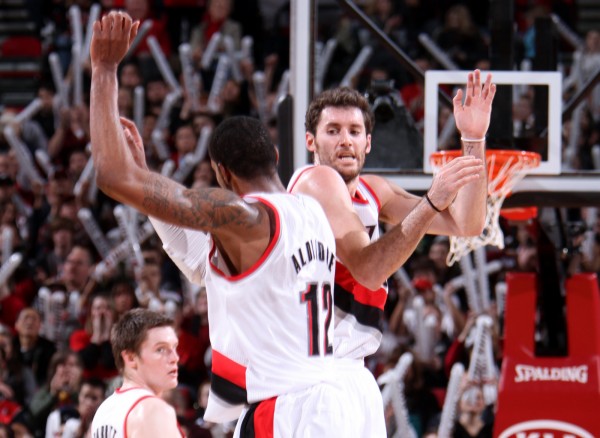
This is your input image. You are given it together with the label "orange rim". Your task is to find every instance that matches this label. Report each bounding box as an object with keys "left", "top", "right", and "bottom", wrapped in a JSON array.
[
  {"left": 430, "top": 149, "right": 541, "bottom": 193},
  {"left": 500, "top": 206, "right": 538, "bottom": 221}
]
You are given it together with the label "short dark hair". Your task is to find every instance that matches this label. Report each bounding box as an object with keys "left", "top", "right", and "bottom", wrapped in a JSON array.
[
  {"left": 111, "top": 308, "right": 174, "bottom": 371},
  {"left": 81, "top": 377, "right": 107, "bottom": 395},
  {"left": 50, "top": 216, "right": 75, "bottom": 234},
  {"left": 208, "top": 116, "right": 277, "bottom": 179},
  {"left": 48, "top": 351, "right": 83, "bottom": 381},
  {"left": 305, "top": 87, "right": 374, "bottom": 135}
]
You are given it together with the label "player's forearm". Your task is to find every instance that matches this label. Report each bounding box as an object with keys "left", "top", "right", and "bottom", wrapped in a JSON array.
[
  {"left": 345, "top": 198, "right": 437, "bottom": 290},
  {"left": 451, "top": 139, "right": 487, "bottom": 235},
  {"left": 90, "top": 65, "right": 138, "bottom": 197}
]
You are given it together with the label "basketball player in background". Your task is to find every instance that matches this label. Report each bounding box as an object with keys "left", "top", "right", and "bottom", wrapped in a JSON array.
[
  {"left": 287, "top": 75, "right": 495, "bottom": 435},
  {"left": 91, "top": 308, "right": 184, "bottom": 437},
  {"left": 90, "top": 11, "right": 350, "bottom": 436}
]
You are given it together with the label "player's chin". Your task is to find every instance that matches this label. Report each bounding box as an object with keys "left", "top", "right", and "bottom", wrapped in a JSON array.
[
  {"left": 336, "top": 166, "right": 360, "bottom": 183},
  {"left": 167, "top": 371, "right": 179, "bottom": 386}
]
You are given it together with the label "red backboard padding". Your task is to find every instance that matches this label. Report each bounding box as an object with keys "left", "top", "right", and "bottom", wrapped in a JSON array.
[{"left": 494, "top": 273, "right": 600, "bottom": 438}]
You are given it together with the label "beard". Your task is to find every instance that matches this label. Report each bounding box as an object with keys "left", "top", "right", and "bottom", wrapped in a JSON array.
[{"left": 313, "top": 142, "right": 365, "bottom": 183}]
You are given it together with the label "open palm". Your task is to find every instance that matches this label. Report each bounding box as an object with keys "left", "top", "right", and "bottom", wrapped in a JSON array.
[{"left": 453, "top": 70, "right": 496, "bottom": 139}]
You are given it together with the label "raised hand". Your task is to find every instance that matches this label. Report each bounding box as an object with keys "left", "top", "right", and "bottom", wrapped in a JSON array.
[
  {"left": 453, "top": 69, "right": 496, "bottom": 139},
  {"left": 90, "top": 11, "right": 139, "bottom": 69}
]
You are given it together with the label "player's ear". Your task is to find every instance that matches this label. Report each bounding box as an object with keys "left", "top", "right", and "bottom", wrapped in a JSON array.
[
  {"left": 365, "top": 133, "right": 372, "bottom": 155},
  {"left": 217, "top": 163, "right": 232, "bottom": 185},
  {"left": 306, "top": 132, "right": 316, "bottom": 153},
  {"left": 122, "top": 350, "right": 137, "bottom": 369},
  {"left": 273, "top": 146, "right": 280, "bottom": 165}
]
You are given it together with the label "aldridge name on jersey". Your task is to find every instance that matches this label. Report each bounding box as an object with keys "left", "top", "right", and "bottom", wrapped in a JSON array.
[{"left": 291, "top": 239, "right": 335, "bottom": 274}]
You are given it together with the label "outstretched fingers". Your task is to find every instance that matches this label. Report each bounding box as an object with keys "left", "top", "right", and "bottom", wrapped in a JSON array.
[
  {"left": 453, "top": 88, "right": 464, "bottom": 113},
  {"left": 109, "top": 12, "right": 130, "bottom": 38},
  {"left": 464, "top": 72, "right": 474, "bottom": 106},
  {"left": 484, "top": 79, "right": 496, "bottom": 105},
  {"left": 473, "top": 69, "right": 481, "bottom": 97},
  {"left": 130, "top": 20, "right": 140, "bottom": 42}
]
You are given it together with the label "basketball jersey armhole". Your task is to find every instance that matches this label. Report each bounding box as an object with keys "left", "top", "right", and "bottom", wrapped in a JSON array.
[
  {"left": 208, "top": 196, "right": 281, "bottom": 281},
  {"left": 358, "top": 177, "right": 382, "bottom": 211},
  {"left": 123, "top": 395, "right": 155, "bottom": 438}
]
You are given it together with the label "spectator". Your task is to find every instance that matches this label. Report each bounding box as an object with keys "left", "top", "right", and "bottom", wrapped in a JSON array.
[
  {"left": 432, "top": 4, "right": 488, "bottom": 70},
  {"left": 47, "top": 106, "right": 90, "bottom": 169},
  {"left": 453, "top": 382, "right": 494, "bottom": 437},
  {"left": 144, "top": 76, "right": 170, "bottom": 118},
  {"left": 0, "top": 324, "right": 36, "bottom": 407},
  {"left": 35, "top": 217, "right": 76, "bottom": 281},
  {"left": 117, "top": 87, "right": 134, "bottom": 119},
  {"left": 135, "top": 261, "right": 181, "bottom": 312},
  {"left": 189, "top": 0, "right": 242, "bottom": 70},
  {"left": 12, "top": 308, "right": 56, "bottom": 388},
  {"left": 66, "top": 149, "right": 88, "bottom": 187},
  {"left": 172, "top": 123, "right": 198, "bottom": 169},
  {"left": 122, "top": 0, "right": 171, "bottom": 61},
  {"left": 32, "top": 83, "right": 58, "bottom": 141},
  {"left": 60, "top": 245, "right": 95, "bottom": 302},
  {"left": 190, "top": 159, "right": 217, "bottom": 189},
  {"left": 109, "top": 278, "right": 139, "bottom": 321},
  {"left": 69, "top": 294, "right": 118, "bottom": 381},
  {"left": 565, "top": 29, "right": 600, "bottom": 122},
  {"left": 117, "top": 59, "right": 143, "bottom": 89},
  {"left": 44, "top": 378, "right": 106, "bottom": 438},
  {"left": 28, "top": 351, "right": 83, "bottom": 438}
]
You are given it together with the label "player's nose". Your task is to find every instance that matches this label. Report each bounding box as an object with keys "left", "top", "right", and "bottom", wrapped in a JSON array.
[{"left": 339, "top": 128, "right": 352, "bottom": 146}]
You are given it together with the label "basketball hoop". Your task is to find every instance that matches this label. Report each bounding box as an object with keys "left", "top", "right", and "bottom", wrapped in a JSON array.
[{"left": 430, "top": 149, "right": 541, "bottom": 266}]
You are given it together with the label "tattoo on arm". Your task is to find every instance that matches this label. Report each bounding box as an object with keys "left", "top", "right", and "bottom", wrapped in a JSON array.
[
  {"left": 141, "top": 174, "right": 257, "bottom": 231},
  {"left": 465, "top": 144, "right": 474, "bottom": 155}
]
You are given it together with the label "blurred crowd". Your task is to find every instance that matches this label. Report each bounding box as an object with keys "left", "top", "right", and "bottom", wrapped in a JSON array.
[{"left": 0, "top": 0, "right": 599, "bottom": 437}]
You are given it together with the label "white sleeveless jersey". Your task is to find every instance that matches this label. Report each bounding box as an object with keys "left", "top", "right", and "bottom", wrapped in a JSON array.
[
  {"left": 203, "top": 192, "right": 337, "bottom": 422},
  {"left": 91, "top": 387, "right": 184, "bottom": 438},
  {"left": 288, "top": 166, "right": 388, "bottom": 360}
]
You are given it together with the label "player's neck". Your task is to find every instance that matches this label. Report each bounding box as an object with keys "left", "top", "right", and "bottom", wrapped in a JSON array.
[
  {"left": 345, "top": 176, "right": 361, "bottom": 198},
  {"left": 121, "top": 374, "right": 159, "bottom": 396},
  {"left": 236, "top": 175, "right": 286, "bottom": 195}
]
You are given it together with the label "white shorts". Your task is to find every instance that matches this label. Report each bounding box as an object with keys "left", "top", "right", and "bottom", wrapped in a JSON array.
[
  {"left": 234, "top": 381, "right": 353, "bottom": 438},
  {"left": 234, "top": 360, "right": 386, "bottom": 437},
  {"left": 336, "top": 358, "right": 387, "bottom": 438}
]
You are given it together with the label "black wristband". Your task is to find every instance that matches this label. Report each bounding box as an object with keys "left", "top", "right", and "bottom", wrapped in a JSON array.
[{"left": 424, "top": 192, "right": 443, "bottom": 213}]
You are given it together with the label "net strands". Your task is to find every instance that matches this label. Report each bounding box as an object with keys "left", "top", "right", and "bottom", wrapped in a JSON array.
[{"left": 430, "top": 150, "right": 541, "bottom": 266}]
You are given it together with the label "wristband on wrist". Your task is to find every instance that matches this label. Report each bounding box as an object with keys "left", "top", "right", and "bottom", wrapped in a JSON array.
[
  {"left": 424, "top": 192, "right": 443, "bottom": 213},
  {"left": 461, "top": 136, "right": 486, "bottom": 143}
]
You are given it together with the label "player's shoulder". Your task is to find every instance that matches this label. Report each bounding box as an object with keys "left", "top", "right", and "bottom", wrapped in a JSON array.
[
  {"left": 129, "top": 394, "right": 176, "bottom": 418},
  {"left": 289, "top": 165, "right": 345, "bottom": 194},
  {"left": 127, "top": 396, "right": 178, "bottom": 434}
]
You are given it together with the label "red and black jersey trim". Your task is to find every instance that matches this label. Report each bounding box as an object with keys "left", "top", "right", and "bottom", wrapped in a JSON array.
[
  {"left": 211, "top": 350, "right": 248, "bottom": 405},
  {"left": 211, "top": 373, "right": 248, "bottom": 405},
  {"left": 334, "top": 282, "right": 384, "bottom": 332},
  {"left": 238, "top": 397, "right": 276, "bottom": 438}
]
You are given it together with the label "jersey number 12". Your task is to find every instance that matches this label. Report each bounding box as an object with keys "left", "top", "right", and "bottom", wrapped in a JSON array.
[{"left": 300, "top": 282, "right": 333, "bottom": 356}]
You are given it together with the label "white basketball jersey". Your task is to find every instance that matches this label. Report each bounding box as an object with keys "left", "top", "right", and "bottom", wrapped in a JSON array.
[
  {"left": 288, "top": 166, "right": 388, "bottom": 360},
  {"left": 91, "top": 387, "right": 183, "bottom": 438},
  {"left": 203, "top": 192, "right": 337, "bottom": 422}
]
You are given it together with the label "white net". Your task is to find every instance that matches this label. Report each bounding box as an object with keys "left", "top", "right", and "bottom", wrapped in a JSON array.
[{"left": 430, "top": 150, "right": 541, "bottom": 266}]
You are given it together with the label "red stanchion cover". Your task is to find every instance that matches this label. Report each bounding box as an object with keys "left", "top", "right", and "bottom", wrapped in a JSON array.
[{"left": 494, "top": 273, "right": 600, "bottom": 438}]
